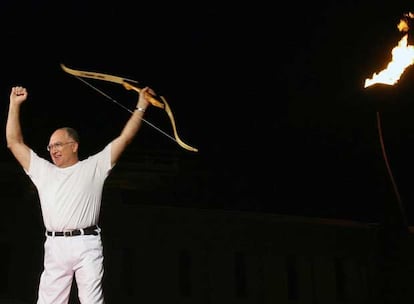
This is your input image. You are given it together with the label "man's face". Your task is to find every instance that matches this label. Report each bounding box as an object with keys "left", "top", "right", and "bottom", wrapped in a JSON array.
[{"left": 48, "top": 129, "right": 78, "bottom": 168}]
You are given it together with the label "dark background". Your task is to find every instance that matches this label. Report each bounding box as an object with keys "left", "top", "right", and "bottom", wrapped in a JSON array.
[
  {"left": 0, "top": 1, "right": 276, "bottom": 225},
  {"left": 3, "top": 1, "right": 414, "bottom": 226},
  {"left": 2, "top": 3, "right": 414, "bottom": 303},
  {"left": 285, "top": 1, "right": 414, "bottom": 226}
]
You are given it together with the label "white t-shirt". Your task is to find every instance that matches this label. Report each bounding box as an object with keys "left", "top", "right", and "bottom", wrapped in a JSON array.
[{"left": 26, "top": 143, "right": 113, "bottom": 232}]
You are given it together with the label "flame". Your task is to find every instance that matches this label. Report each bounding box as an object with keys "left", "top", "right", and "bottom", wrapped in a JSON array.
[{"left": 364, "top": 14, "right": 414, "bottom": 88}]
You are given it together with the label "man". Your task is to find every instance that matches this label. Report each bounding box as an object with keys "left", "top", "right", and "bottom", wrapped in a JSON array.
[{"left": 6, "top": 85, "right": 152, "bottom": 304}]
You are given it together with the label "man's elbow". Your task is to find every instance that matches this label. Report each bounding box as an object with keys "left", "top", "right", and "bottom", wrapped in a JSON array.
[
  {"left": 6, "top": 139, "right": 18, "bottom": 150},
  {"left": 6, "top": 140, "right": 14, "bottom": 150},
  {"left": 6, "top": 140, "right": 24, "bottom": 153}
]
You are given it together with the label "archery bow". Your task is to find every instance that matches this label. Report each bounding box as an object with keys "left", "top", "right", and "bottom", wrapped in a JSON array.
[{"left": 60, "top": 64, "right": 198, "bottom": 152}]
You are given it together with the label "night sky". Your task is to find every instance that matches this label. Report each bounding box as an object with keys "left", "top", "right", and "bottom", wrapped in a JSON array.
[
  {"left": 2, "top": 3, "right": 414, "bottom": 303},
  {"left": 4, "top": 2, "right": 414, "bottom": 226},
  {"left": 0, "top": 2, "right": 274, "bottom": 213},
  {"left": 286, "top": 1, "right": 414, "bottom": 225}
]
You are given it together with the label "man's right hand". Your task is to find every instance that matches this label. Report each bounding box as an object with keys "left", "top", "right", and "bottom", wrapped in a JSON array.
[{"left": 10, "top": 86, "right": 28, "bottom": 105}]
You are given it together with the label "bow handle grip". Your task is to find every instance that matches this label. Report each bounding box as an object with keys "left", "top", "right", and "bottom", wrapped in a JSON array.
[{"left": 122, "top": 82, "right": 164, "bottom": 109}]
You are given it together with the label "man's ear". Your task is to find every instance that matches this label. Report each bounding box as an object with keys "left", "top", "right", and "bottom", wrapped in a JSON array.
[{"left": 73, "top": 142, "right": 79, "bottom": 153}]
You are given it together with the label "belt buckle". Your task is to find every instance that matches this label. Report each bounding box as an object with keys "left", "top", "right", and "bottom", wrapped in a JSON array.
[{"left": 64, "top": 230, "right": 73, "bottom": 237}]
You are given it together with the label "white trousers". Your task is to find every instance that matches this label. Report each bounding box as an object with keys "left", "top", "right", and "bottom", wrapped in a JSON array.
[{"left": 37, "top": 234, "right": 104, "bottom": 304}]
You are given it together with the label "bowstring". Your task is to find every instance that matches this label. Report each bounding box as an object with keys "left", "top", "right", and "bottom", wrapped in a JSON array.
[{"left": 73, "top": 75, "right": 178, "bottom": 144}]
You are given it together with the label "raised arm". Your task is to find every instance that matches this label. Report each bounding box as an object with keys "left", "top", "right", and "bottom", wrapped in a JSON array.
[
  {"left": 110, "top": 86, "right": 152, "bottom": 166},
  {"left": 6, "top": 86, "right": 31, "bottom": 171}
]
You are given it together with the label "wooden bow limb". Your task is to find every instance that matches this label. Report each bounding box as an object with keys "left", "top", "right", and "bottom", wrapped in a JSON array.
[
  {"left": 60, "top": 64, "right": 164, "bottom": 108},
  {"left": 60, "top": 63, "right": 198, "bottom": 152},
  {"left": 161, "top": 96, "right": 198, "bottom": 152}
]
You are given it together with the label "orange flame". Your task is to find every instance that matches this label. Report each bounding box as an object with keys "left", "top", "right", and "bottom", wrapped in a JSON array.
[{"left": 364, "top": 14, "right": 414, "bottom": 88}]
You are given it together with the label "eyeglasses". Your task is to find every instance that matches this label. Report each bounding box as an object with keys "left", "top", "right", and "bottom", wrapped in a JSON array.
[{"left": 46, "top": 141, "right": 75, "bottom": 152}]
